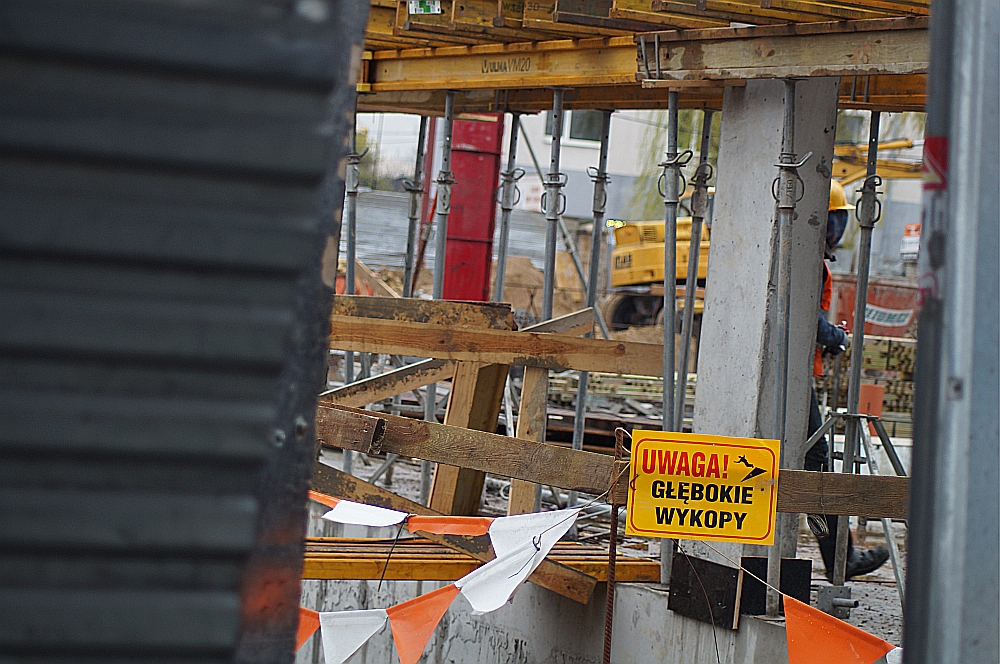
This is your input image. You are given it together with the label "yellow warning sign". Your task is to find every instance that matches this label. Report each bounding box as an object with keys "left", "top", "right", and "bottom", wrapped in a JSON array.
[{"left": 625, "top": 431, "right": 780, "bottom": 545}]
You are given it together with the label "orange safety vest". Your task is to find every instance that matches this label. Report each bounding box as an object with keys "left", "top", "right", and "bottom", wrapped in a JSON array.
[{"left": 814, "top": 262, "right": 833, "bottom": 377}]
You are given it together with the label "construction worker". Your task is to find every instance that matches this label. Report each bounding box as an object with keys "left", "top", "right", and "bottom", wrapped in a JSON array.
[{"left": 805, "top": 180, "right": 890, "bottom": 580}]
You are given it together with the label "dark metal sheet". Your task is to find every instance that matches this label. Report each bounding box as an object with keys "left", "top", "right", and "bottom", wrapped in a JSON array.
[{"left": 0, "top": 1, "right": 369, "bottom": 662}]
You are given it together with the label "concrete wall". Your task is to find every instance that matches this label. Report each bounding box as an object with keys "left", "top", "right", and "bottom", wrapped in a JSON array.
[
  {"left": 690, "top": 78, "right": 838, "bottom": 560},
  {"left": 298, "top": 579, "right": 789, "bottom": 664}
]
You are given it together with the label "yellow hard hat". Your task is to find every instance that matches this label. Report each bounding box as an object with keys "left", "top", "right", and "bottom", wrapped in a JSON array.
[{"left": 829, "top": 180, "right": 853, "bottom": 211}]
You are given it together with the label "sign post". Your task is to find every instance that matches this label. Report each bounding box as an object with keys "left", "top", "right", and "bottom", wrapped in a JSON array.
[{"left": 626, "top": 431, "right": 780, "bottom": 546}]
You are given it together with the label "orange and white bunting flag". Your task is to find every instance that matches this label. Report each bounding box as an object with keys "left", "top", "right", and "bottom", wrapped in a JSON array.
[
  {"left": 295, "top": 606, "right": 321, "bottom": 651},
  {"left": 386, "top": 584, "right": 461, "bottom": 664},
  {"left": 784, "top": 596, "right": 896, "bottom": 664},
  {"left": 407, "top": 515, "right": 494, "bottom": 536},
  {"left": 320, "top": 499, "right": 408, "bottom": 527},
  {"left": 455, "top": 508, "right": 580, "bottom": 614},
  {"left": 318, "top": 609, "right": 389, "bottom": 664},
  {"left": 307, "top": 490, "right": 340, "bottom": 510}
]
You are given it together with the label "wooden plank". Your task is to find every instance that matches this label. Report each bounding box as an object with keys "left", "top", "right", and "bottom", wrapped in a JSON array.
[
  {"left": 331, "top": 294, "right": 514, "bottom": 329},
  {"left": 319, "top": 359, "right": 455, "bottom": 408},
  {"left": 507, "top": 366, "right": 549, "bottom": 515},
  {"left": 429, "top": 361, "right": 509, "bottom": 515},
  {"left": 774, "top": 470, "right": 909, "bottom": 520},
  {"left": 354, "top": 259, "right": 401, "bottom": 298},
  {"left": 302, "top": 550, "right": 659, "bottom": 582},
  {"left": 318, "top": 308, "right": 593, "bottom": 410},
  {"left": 314, "top": 407, "right": 387, "bottom": 453},
  {"left": 328, "top": 316, "right": 664, "bottom": 376},
  {"left": 308, "top": 462, "right": 598, "bottom": 602},
  {"left": 317, "top": 405, "right": 910, "bottom": 518},
  {"left": 641, "top": 22, "right": 928, "bottom": 81},
  {"left": 317, "top": 404, "right": 615, "bottom": 494}
]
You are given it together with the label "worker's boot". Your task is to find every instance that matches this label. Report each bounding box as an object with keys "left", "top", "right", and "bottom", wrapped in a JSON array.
[{"left": 846, "top": 545, "right": 890, "bottom": 579}]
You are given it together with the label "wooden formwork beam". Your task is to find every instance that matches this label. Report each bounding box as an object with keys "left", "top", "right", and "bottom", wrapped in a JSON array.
[
  {"left": 320, "top": 307, "right": 594, "bottom": 409},
  {"left": 329, "top": 316, "right": 664, "bottom": 376},
  {"left": 316, "top": 405, "right": 910, "bottom": 519},
  {"left": 365, "top": 19, "right": 927, "bottom": 93}
]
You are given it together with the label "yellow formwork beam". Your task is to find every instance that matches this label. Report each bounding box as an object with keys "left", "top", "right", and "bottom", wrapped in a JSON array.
[
  {"left": 366, "top": 19, "right": 927, "bottom": 93},
  {"left": 370, "top": 36, "right": 639, "bottom": 91}
]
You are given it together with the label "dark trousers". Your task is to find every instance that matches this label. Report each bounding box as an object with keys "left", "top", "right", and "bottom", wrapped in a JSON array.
[{"left": 807, "top": 387, "right": 854, "bottom": 574}]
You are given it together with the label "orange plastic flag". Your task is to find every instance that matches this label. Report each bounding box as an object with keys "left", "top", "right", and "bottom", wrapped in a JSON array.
[
  {"left": 386, "top": 584, "right": 460, "bottom": 664},
  {"left": 407, "top": 516, "right": 494, "bottom": 536},
  {"left": 296, "top": 606, "right": 321, "bottom": 650},
  {"left": 307, "top": 490, "right": 340, "bottom": 510},
  {"left": 784, "top": 596, "right": 895, "bottom": 664}
]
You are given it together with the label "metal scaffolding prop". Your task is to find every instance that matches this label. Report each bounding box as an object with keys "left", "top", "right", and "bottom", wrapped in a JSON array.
[
  {"left": 673, "top": 110, "right": 713, "bottom": 431},
  {"left": 542, "top": 89, "right": 566, "bottom": 322},
  {"left": 342, "top": 116, "right": 366, "bottom": 475},
  {"left": 422, "top": 91, "right": 457, "bottom": 504},
  {"left": 403, "top": 117, "right": 429, "bottom": 299},
  {"left": 766, "top": 79, "right": 813, "bottom": 618},
  {"left": 570, "top": 110, "right": 613, "bottom": 513},
  {"left": 832, "top": 111, "right": 881, "bottom": 589}
]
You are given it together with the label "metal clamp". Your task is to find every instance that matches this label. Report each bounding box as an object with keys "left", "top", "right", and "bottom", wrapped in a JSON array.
[
  {"left": 402, "top": 177, "right": 424, "bottom": 194},
  {"left": 541, "top": 171, "right": 568, "bottom": 216},
  {"left": 588, "top": 165, "right": 610, "bottom": 212},
  {"left": 496, "top": 166, "right": 525, "bottom": 206},
  {"left": 855, "top": 173, "right": 883, "bottom": 228},
  {"left": 770, "top": 151, "right": 813, "bottom": 203},
  {"left": 658, "top": 149, "right": 694, "bottom": 198}
]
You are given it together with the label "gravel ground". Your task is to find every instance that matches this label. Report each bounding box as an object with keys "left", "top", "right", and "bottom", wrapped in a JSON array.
[{"left": 318, "top": 448, "right": 906, "bottom": 644}]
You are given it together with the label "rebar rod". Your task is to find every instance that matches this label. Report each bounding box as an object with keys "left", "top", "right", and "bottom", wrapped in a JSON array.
[
  {"left": 833, "top": 110, "right": 881, "bottom": 586},
  {"left": 602, "top": 428, "right": 625, "bottom": 664},
  {"left": 673, "top": 110, "right": 713, "bottom": 431}
]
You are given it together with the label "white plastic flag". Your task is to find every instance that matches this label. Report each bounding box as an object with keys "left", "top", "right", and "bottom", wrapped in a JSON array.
[
  {"left": 321, "top": 500, "right": 408, "bottom": 527},
  {"left": 487, "top": 508, "right": 580, "bottom": 559},
  {"left": 318, "top": 609, "right": 388, "bottom": 664},
  {"left": 456, "top": 508, "right": 579, "bottom": 614}
]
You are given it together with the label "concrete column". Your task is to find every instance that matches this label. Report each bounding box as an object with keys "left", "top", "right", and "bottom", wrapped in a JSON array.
[{"left": 689, "top": 78, "right": 838, "bottom": 563}]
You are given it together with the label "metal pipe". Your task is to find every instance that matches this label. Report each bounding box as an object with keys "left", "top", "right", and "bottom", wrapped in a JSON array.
[
  {"left": 674, "top": 110, "right": 713, "bottom": 431},
  {"left": 661, "top": 91, "right": 679, "bottom": 434},
  {"left": 569, "top": 110, "right": 613, "bottom": 512},
  {"left": 832, "top": 111, "right": 881, "bottom": 586},
  {"left": 859, "top": 422, "right": 905, "bottom": 602},
  {"left": 767, "top": 79, "right": 811, "bottom": 617},
  {"left": 494, "top": 113, "right": 522, "bottom": 302},
  {"left": 432, "top": 92, "right": 456, "bottom": 301},
  {"left": 403, "top": 117, "right": 429, "bottom": 298},
  {"left": 542, "top": 89, "right": 565, "bottom": 321},
  {"left": 658, "top": 90, "right": 683, "bottom": 584},
  {"left": 422, "top": 92, "right": 457, "bottom": 504},
  {"left": 342, "top": 111, "right": 363, "bottom": 475}
]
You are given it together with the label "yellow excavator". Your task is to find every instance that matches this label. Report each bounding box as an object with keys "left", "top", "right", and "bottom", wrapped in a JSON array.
[{"left": 602, "top": 140, "right": 921, "bottom": 331}]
